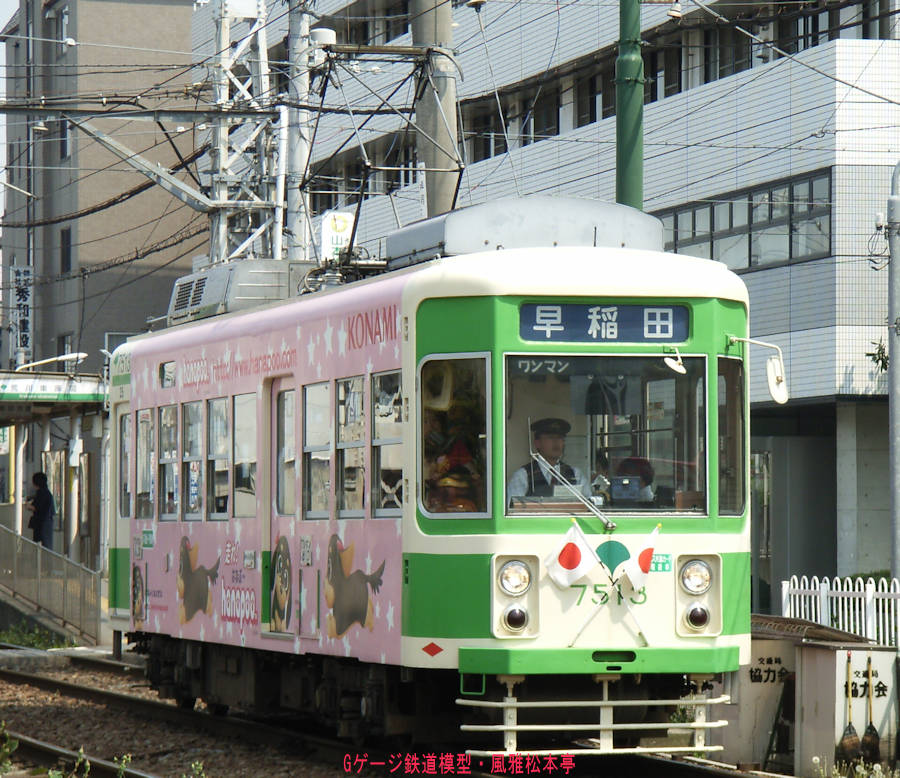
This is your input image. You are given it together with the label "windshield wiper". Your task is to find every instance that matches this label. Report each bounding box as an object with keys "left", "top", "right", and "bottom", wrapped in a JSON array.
[{"left": 530, "top": 451, "right": 616, "bottom": 531}]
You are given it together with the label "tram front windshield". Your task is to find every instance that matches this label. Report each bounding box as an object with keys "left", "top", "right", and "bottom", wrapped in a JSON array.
[{"left": 505, "top": 355, "right": 707, "bottom": 514}]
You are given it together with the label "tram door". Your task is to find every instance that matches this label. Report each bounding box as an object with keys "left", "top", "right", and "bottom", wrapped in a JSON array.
[{"left": 269, "top": 379, "right": 296, "bottom": 633}]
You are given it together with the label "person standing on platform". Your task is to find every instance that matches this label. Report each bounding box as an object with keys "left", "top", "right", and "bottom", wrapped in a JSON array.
[{"left": 25, "top": 472, "right": 55, "bottom": 551}]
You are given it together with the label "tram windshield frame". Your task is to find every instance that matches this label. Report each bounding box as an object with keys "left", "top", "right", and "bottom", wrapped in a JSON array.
[{"left": 504, "top": 353, "right": 711, "bottom": 516}]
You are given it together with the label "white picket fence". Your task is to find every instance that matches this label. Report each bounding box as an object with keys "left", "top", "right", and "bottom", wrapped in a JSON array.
[{"left": 781, "top": 575, "right": 900, "bottom": 646}]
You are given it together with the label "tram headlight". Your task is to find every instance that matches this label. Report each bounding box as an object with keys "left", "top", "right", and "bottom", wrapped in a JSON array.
[
  {"left": 498, "top": 560, "right": 532, "bottom": 596},
  {"left": 503, "top": 604, "right": 529, "bottom": 632},
  {"left": 680, "top": 559, "right": 712, "bottom": 595}
]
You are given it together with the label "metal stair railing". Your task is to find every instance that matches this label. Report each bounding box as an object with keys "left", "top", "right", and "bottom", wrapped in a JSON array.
[{"left": 0, "top": 524, "right": 100, "bottom": 644}]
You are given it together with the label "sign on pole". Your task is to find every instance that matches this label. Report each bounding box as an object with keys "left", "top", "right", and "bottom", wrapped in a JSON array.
[
  {"left": 9, "top": 267, "right": 34, "bottom": 367},
  {"left": 320, "top": 211, "right": 355, "bottom": 262}
]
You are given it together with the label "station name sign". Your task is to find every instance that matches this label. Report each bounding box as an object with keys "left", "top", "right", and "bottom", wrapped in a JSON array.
[{"left": 519, "top": 303, "right": 689, "bottom": 343}]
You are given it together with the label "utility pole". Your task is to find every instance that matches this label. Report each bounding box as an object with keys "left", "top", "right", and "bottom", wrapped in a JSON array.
[
  {"left": 888, "top": 162, "right": 900, "bottom": 578},
  {"left": 615, "top": 0, "right": 643, "bottom": 210},
  {"left": 411, "top": 0, "right": 458, "bottom": 217},
  {"left": 287, "top": 0, "right": 311, "bottom": 261}
]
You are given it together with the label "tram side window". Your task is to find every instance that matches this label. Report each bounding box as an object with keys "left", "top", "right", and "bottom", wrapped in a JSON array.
[
  {"left": 159, "top": 405, "right": 178, "bottom": 519},
  {"left": 373, "top": 371, "right": 402, "bottom": 516},
  {"left": 303, "top": 382, "right": 331, "bottom": 518},
  {"left": 183, "top": 401, "right": 203, "bottom": 519},
  {"left": 119, "top": 413, "right": 131, "bottom": 517},
  {"left": 718, "top": 358, "right": 745, "bottom": 515},
  {"left": 135, "top": 409, "right": 155, "bottom": 519},
  {"left": 233, "top": 393, "right": 257, "bottom": 517},
  {"left": 276, "top": 390, "right": 296, "bottom": 516},
  {"left": 207, "top": 397, "right": 230, "bottom": 518},
  {"left": 420, "top": 357, "right": 488, "bottom": 515},
  {"left": 337, "top": 377, "right": 365, "bottom": 516}
]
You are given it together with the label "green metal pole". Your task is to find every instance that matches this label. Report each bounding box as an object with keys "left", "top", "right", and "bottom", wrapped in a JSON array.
[{"left": 615, "top": 0, "right": 643, "bottom": 210}]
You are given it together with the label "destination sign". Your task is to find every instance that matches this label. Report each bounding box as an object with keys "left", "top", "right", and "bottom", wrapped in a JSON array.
[{"left": 520, "top": 304, "right": 689, "bottom": 343}]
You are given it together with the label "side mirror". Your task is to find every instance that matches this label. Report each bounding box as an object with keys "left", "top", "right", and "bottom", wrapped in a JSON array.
[
  {"left": 766, "top": 354, "right": 789, "bottom": 404},
  {"left": 728, "top": 335, "right": 789, "bottom": 405}
]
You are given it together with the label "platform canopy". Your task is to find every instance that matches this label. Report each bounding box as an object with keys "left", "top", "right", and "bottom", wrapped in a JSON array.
[{"left": 0, "top": 370, "right": 105, "bottom": 425}]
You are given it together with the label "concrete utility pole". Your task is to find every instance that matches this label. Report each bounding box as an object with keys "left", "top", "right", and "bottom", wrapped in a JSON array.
[
  {"left": 615, "top": 0, "right": 644, "bottom": 210},
  {"left": 287, "top": 0, "right": 311, "bottom": 261},
  {"left": 888, "top": 162, "right": 900, "bottom": 578},
  {"left": 411, "top": 0, "right": 458, "bottom": 217}
]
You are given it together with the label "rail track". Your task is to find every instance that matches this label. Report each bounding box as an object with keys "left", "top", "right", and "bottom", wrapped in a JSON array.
[{"left": 0, "top": 652, "right": 771, "bottom": 778}]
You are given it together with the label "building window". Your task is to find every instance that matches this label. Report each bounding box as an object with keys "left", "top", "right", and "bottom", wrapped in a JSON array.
[
  {"left": 600, "top": 70, "right": 616, "bottom": 119},
  {"left": 56, "top": 333, "right": 72, "bottom": 370},
  {"left": 655, "top": 170, "right": 831, "bottom": 270},
  {"left": 386, "top": 141, "right": 418, "bottom": 190},
  {"left": 527, "top": 87, "right": 559, "bottom": 144},
  {"left": 60, "top": 227, "right": 71, "bottom": 273},
  {"left": 182, "top": 401, "right": 202, "bottom": 518},
  {"left": 59, "top": 120, "right": 69, "bottom": 159},
  {"left": 53, "top": 5, "right": 70, "bottom": 56},
  {"left": 372, "top": 371, "right": 402, "bottom": 516},
  {"left": 337, "top": 376, "right": 365, "bottom": 515},
  {"left": 575, "top": 73, "right": 598, "bottom": 127},
  {"left": 468, "top": 107, "right": 507, "bottom": 163},
  {"left": 385, "top": 0, "right": 409, "bottom": 40},
  {"left": 303, "top": 382, "right": 331, "bottom": 517},
  {"left": 233, "top": 393, "right": 256, "bottom": 517}
]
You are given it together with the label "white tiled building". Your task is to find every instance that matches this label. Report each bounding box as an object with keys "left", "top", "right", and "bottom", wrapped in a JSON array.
[{"left": 193, "top": 0, "right": 900, "bottom": 608}]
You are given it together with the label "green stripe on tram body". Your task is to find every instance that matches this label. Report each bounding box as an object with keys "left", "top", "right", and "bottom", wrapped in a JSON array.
[
  {"left": 108, "top": 547, "right": 131, "bottom": 610},
  {"left": 403, "top": 551, "right": 750, "bottom": 674}
]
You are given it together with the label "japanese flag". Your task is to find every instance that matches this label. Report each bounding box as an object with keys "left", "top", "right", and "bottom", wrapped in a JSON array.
[
  {"left": 545, "top": 522, "right": 598, "bottom": 588},
  {"left": 622, "top": 524, "right": 661, "bottom": 591}
]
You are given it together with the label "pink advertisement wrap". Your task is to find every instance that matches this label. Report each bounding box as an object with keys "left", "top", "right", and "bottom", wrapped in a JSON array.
[{"left": 129, "top": 276, "right": 409, "bottom": 665}]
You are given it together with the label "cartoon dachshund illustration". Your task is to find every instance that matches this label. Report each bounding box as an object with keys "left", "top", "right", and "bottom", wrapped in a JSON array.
[
  {"left": 324, "top": 533, "right": 385, "bottom": 638},
  {"left": 177, "top": 536, "right": 220, "bottom": 623},
  {"left": 131, "top": 564, "right": 145, "bottom": 630},
  {"left": 270, "top": 536, "right": 292, "bottom": 632}
]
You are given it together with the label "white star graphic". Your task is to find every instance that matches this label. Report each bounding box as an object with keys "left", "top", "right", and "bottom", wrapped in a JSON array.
[
  {"left": 386, "top": 602, "right": 394, "bottom": 630},
  {"left": 338, "top": 322, "right": 348, "bottom": 355},
  {"left": 323, "top": 321, "right": 334, "bottom": 354},
  {"left": 307, "top": 336, "right": 317, "bottom": 366}
]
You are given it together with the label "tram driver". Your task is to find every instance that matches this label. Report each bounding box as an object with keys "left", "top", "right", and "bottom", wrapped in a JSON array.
[{"left": 507, "top": 418, "right": 590, "bottom": 503}]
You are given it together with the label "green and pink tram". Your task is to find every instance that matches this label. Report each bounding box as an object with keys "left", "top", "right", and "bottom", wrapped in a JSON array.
[{"left": 106, "top": 196, "right": 759, "bottom": 755}]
